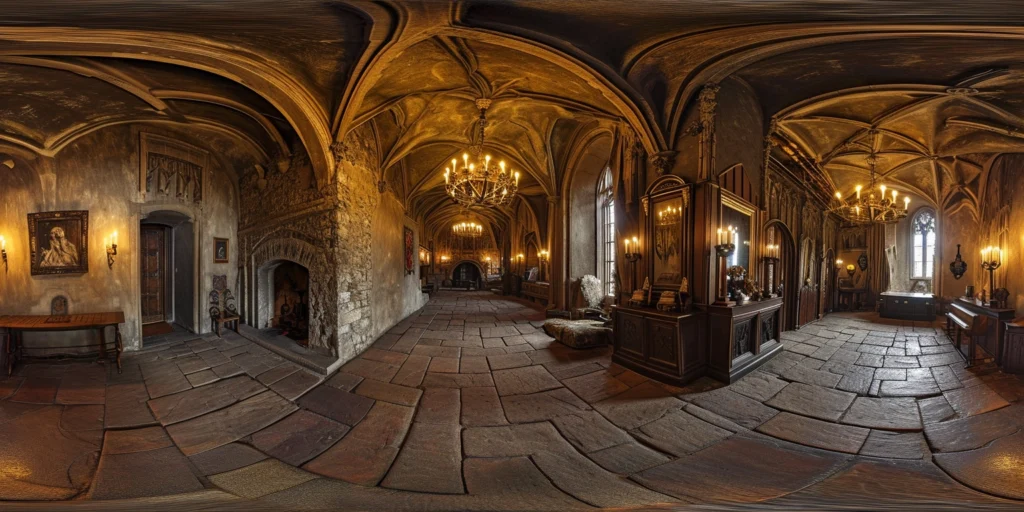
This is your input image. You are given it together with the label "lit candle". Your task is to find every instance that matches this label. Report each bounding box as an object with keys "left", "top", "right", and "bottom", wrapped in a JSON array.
[
  {"left": 624, "top": 239, "right": 630, "bottom": 253},
  {"left": 880, "top": 184, "right": 886, "bottom": 197},
  {"left": 1, "top": 235, "right": 5, "bottom": 250},
  {"left": 892, "top": 190, "right": 898, "bottom": 202},
  {"left": 835, "top": 191, "right": 842, "bottom": 199},
  {"left": 856, "top": 185, "right": 862, "bottom": 199},
  {"left": 499, "top": 161, "right": 506, "bottom": 174},
  {"left": 113, "top": 230, "right": 118, "bottom": 246},
  {"left": 717, "top": 228, "right": 723, "bottom": 245},
  {"left": 514, "top": 171, "right": 520, "bottom": 185},
  {"left": 904, "top": 196, "right": 910, "bottom": 209},
  {"left": 632, "top": 236, "right": 638, "bottom": 249}
]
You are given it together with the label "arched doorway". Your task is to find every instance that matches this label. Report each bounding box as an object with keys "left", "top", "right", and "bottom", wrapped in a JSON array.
[
  {"left": 451, "top": 261, "right": 483, "bottom": 290},
  {"left": 765, "top": 222, "right": 799, "bottom": 331},
  {"left": 140, "top": 210, "right": 196, "bottom": 340}
]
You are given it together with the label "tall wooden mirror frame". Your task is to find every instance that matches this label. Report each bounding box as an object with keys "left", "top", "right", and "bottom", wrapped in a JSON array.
[
  {"left": 719, "top": 190, "right": 757, "bottom": 284},
  {"left": 641, "top": 175, "right": 693, "bottom": 295}
]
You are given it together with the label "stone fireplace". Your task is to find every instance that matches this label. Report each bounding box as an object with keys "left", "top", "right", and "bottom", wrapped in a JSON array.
[{"left": 271, "top": 261, "right": 310, "bottom": 345}]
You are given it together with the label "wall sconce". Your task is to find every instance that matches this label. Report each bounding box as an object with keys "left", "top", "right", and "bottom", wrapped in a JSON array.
[
  {"left": 1, "top": 235, "right": 7, "bottom": 273},
  {"left": 981, "top": 246, "right": 1002, "bottom": 307},
  {"left": 845, "top": 263, "right": 856, "bottom": 278},
  {"left": 105, "top": 230, "right": 118, "bottom": 269},
  {"left": 949, "top": 244, "right": 967, "bottom": 280}
]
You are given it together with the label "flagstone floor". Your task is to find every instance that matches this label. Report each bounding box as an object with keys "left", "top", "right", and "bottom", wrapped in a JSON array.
[{"left": 1, "top": 291, "right": 1023, "bottom": 510}]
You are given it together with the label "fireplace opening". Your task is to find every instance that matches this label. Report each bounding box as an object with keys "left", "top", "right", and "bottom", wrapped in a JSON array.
[{"left": 272, "top": 261, "right": 309, "bottom": 346}]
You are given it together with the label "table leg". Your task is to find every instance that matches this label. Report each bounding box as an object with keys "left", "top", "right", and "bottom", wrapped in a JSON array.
[
  {"left": 967, "top": 335, "right": 976, "bottom": 368},
  {"left": 114, "top": 325, "right": 123, "bottom": 374},
  {"left": 98, "top": 326, "right": 108, "bottom": 363}
]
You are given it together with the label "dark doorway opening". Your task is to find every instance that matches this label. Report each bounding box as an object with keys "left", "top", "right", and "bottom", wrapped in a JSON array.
[
  {"left": 452, "top": 262, "right": 482, "bottom": 290},
  {"left": 272, "top": 261, "right": 310, "bottom": 346},
  {"left": 141, "top": 211, "right": 196, "bottom": 345}
]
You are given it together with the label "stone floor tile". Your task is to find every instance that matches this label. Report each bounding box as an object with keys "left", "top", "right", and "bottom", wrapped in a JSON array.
[
  {"left": 56, "top": 367, "right": 107, "bottom": 405},
  {"left": 462, "top": 386, "right": 510, "bottom": 425},
  {"left": 142, "top": 366, "right": 192, "bottom": 399},
  {"left": 551, "top": 410, "right": 632, "bottom": 453},
  {"left": 269, "top": 370, "right": 321, "bottom": 401},
  {"left": 325, "top": 371, "right": 363, "bottom": 392},
  {"left": 459, "top": 355, "right": 490, "bottom": 374},
  {"left": 89, "top": 446, "right": 203, "bottom": 500},
  {"left": 690, "top": 388, "right": 780, "bottom": 429},
  {"left": 924, "top": 404, "right": 1023, "bottom": 452},
  {"left": 463, "top": 457, "right": 588, "bottom": 509},
  {"left": 918, "top": 395, "right": 957, "bottom": 424},
  {"left": 298, "top": 385, "right": 375, "bottom": 426},
  {"left": 390, "top": 354, "right": 430, "bottom": 387},
  {"left": 382, "top": 421, "right": 464, "bottom": 494},
  {"left": 933, "top": 430, "right": 1024, "bottom": 500},
  {"left": 189, "top": 442, "right": 268, "bottom": 476},
  {"left": 757, "top": 412, "right": 869, "bottom": 454},
  {"left": 416, "top": 388, "right": 461, "bottom": 424},
  {"left": 422, "top": 372, "right": 495, "bottom": 388},
  {"left": 636, "top": 409, "right": 733, "bottom": 457},
  {"left": 104, "top": 382, "right": 156, "bottom": 429},
  {"left": 730, "top": 370, "right": 789, "bottom": 402},
  {"left": 766, "top": 382, "right": 856, "bottom": 422},
  {"left": 859, "top": 430, "right": 928, "bottom": 459},
  {"left": 60, "top": 404, "right": 104, "bottom": 431},
  {"left": 210, "top": 362, "right": 245, "bottom": 379},
  {"left": 411, "top": 345, "right": 461, "bottom": 359},
  {"left": 633, "top": 435, "right": 848, "bottom": 502},
  {"left": 185, "top": 369, "right": 220, "bottom": 387},
  {"left": 355, "top": 379, "right": 422, "bottom": 407},
  {"left": 252, "top": 410, "right": 349, "bottom": 466},
  {"left": 10, "top": 376, "right": 60, "bottom": 404},
  {"left": 0, "top": 376, "right": 24, "bottom": 400},
  {"left": 0, "top": 406, "right": 101, "bottom": 500},
  {"left": 586, "top": 441, "right": 671, "bottom": 475},
  {"left": 303, "top": 401, "right": 415, "bottom": 486},
  {"left": 147, "top": 375, "right": 265, "bottom": 425},
  {"left": 427, "top": 356, "right": 460, "bottom": 373},
  {"left": 103, "top": 425, "right": 173, "bottom": 454},
  {"left": 874, "top": 368, "right": 907, "bottom": 380},
  {"left": 842, "top": 397, "right": 923, "bottom": 431},
  {"left": 591, "top": 381, "right": 683, "bottom": 430},
  {"left": 943, "top": 385, "right": 1010, "bottom": 418},
  {"left": 256, "top": 363, "right": 299, "bottom": 386},
  {"left": 210, "top": 458, "right": 318, "bottom": 498},
  {"left": 500, "top": 387, "right": 591, "bottom": 423},
  {"left": 361, "top": 348, "right": 408, "bottom": 366},
  {"left": 340, "top": 358, "right": 402, "bottom": 383},
  {"left": 561, "top": 370, "right": 628, "bottom": 403},
  {"left": 487, "top": 352, "right": 532, "bottom": 371},
  {"left": 492, "top": 365, "right": 563, "bottom": 396},
  {"left": 166, "top": 390, "right": 297, "bottom": 455}
]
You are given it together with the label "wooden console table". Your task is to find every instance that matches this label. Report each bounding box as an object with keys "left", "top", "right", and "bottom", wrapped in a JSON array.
[{"left": 1, "top": 312, "right": 125, "bottom": 376}]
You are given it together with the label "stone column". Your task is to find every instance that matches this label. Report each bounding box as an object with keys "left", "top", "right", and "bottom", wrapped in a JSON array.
[{"left": 546, "top": 195, "right": 566, "bottom": 310}]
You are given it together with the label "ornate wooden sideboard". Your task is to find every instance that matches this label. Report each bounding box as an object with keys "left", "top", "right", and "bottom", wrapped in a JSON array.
[
  {"left": 879, "top": 291, "right": 936, "bottom": 321},
  {"left": 1001, "top": 318, "right": 1024, "bottom": 374},
  {"left": 611, "top": 306, "right": 706, "bottom": 386},
  {"left": 705, "top": 297, "right": 784, "bottom": 383}
]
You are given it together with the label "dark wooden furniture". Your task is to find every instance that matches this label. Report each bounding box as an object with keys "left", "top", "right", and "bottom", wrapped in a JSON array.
[
  {"left": 1001, "top": 318, "right": 1024, "bottom": 374},
  {"left": 0, "top": 312, "right": 125, "bottom": 375},
  {"left": 946, "top": 302, "right": 988, "bottom": 366},
  {"left": 612, "top": 305, "right": 705, "bottom": 386},
  {"left": 951, "top": 298, "right": 1015, "bottom": 366},
  {"left": 209, "top": 281, "right": 240, "bottom": 337},
  {"left": 705, "top": 297, "right": 784, "bottom": 383},
  {"left": 522, "top": 281, "right": 550, "bottom": 305},
  {"left": 838, "top": 288, "right": 867, "bottom": 311},
  {"left": 879, "top": 291, "right": 936, "bottom": 322}
]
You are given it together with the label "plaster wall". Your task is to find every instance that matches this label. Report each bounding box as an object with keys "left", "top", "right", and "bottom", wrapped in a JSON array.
[
  {"left": 0, "top": 124, "right": 239, "bottom": 352},
  {"left": 370, "top": 192, "right": 427, "bottom": 339},
  {"left": 714, "top": 76, "right": 765, "bottom": 194}
]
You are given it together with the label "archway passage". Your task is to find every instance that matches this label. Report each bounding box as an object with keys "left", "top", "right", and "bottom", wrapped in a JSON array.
[
  {"left": 140, "top": 211, "right": 196, "bottom": 342},
  {"left": 272, "top": 261, "right": 310, "bottom": 346},
  {"left": 452, "top": 261, "right": 482, "bottom": 290}
]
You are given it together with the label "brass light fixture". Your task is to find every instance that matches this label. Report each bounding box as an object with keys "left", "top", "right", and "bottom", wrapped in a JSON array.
[
  {"left": 452, "top": 221, "right": 484, "bottom": 238},
  {"left": 443, "top": 99, "right": 519, "bottom": 208},
  {"left": 828, "top": 133, "right": 910, "bottom": 225}
]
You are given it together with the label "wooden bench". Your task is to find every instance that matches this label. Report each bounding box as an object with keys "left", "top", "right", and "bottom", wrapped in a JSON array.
[
  {"left": 946, "top": 302, "right": 988, "bottom": 366},
  {"left": 209, "top": 275, "right": 240, "bottom": 336}
]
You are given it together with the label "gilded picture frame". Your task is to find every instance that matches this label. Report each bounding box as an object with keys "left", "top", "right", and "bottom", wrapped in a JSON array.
[{"left": 28, "top": 210, "right": 89, "bottom": 275}]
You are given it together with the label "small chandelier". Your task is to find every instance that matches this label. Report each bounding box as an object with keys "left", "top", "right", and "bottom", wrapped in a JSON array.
[
  {"left": 443, "top": 99, "right": 519, "bottom": 208},
  {"left": 656, "top": 205, "right": 682, "bottom": 226},
  {"left": 829, "top": 154, "right": 910, "bottom": 225},
  {"left": 452, "top": 221, "right": 484, "bottom": 238}
]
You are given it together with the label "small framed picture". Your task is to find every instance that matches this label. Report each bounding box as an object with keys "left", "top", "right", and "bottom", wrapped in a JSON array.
[{"left": 214, "top": 238, "right": 229, "bottom": 263}]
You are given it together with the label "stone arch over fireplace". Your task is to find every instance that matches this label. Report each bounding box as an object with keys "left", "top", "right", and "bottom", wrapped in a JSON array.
[{"left": 251, "top": 234, "right": 336, "bottom": 356}]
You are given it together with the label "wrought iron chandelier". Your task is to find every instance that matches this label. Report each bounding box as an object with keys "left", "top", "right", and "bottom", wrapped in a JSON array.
[
  {"left": 443, "top": 99, "right": 519, "bottom": 208},
  {"left": 828, "top": 154, "right": 910, "bottom": 225},
  {"left": 452, "top": 221, "right": 484, "bottom": 238}
]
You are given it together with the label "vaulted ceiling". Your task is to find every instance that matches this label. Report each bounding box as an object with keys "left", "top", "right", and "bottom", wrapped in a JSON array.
[{"left": 4, "top": 0, "right": 1024, "bottom": 233}]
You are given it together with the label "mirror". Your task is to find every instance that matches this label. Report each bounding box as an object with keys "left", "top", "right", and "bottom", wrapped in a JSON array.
[{"left": 722, "top": 202, "right": 752, "bottom": 275}]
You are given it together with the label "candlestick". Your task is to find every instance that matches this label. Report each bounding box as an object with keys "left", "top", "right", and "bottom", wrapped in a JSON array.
[{"left": 982, "top": 246, "right": 1002, "bottom": 307}]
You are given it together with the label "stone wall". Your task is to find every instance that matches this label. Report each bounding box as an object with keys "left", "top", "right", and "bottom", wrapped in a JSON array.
[
  {"left": 0, "top": 124, "right": 240, "bottom": 351},
  {"left": 370, "top": 192, "right": 427, "bottom": 339}
]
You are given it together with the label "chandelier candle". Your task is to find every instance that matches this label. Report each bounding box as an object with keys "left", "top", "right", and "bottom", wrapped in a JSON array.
[
  {"left": 624, "top": 237, "right": 642, "bottom": 293},
  {"left": 715, "top": 227, "right": 737, "bottom": 304}
]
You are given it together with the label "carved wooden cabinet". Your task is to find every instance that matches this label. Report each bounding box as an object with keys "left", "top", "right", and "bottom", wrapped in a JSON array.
[
  {"left": 705, "top": 297, "right": 783, "bottom": 383},
  {"left": 611, "top": 305, "right": 706, "bottom": 386},
  {"left": 878, "top": 292, "right": 936, "bottom": 322}
]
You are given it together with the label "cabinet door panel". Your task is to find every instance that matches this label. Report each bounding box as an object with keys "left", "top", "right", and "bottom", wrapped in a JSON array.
[{"left": 646, "top": 318, "right": 679, "bottom": 371}]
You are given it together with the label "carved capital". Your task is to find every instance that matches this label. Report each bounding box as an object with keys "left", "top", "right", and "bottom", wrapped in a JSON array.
[
  {"left": 330, "top": 141, "right": 352, "bottom": 166},
  {"left": 649, "top": 151, "right": 677, "bottom": 176},
  {"left": 698, "top": 83, "right": 720, "bottom": 118},
  {"left": 377, "top": 179, "right": 387, "bottom": 194}
]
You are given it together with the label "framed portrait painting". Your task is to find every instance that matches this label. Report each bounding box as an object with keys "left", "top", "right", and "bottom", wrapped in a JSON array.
[
  {"left": 404, "top": 227, "right": 415, "bottom": 275},
  {"left": 214, "top": 238, "right": 229, "bottom": 263},
  {"left": 28, "top": 211, "right": 89, "bottom": 275}
]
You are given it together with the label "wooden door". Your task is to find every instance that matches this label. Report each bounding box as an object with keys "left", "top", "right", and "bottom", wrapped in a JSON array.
[{"left": 141, "top": 226, "right": 167, "bottom": 324}]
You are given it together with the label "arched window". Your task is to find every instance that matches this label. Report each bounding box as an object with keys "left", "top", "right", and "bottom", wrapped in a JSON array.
[
  {"left": 597, "top": 168, "right": 615, "bottom": 297},
  {"left": 912, "top": 209, "right": 936, "bottom": 279}
]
